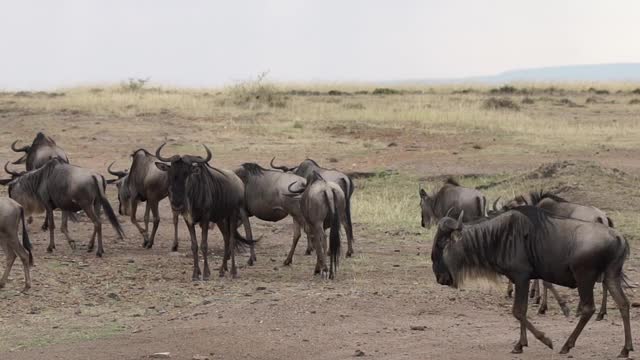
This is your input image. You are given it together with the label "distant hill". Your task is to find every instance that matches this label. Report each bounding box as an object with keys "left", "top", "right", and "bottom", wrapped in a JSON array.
[{"left": 406, "top": 63, "right": 640, "bottom": 84}]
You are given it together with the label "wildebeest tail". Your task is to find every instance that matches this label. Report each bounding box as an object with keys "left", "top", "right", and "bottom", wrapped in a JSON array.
[
  {"left": 339, "top": 178, "right": 354, "bottom": 241},
  {"left": 93, "top": 176, "right": 125, "bottom": 240},
  {"left": 66, "top": 211, "right": 79, "bottom": 223},
  {"left": 20, "top": 207, "right": 33, "bottom": 266},
  {"left": 325, "top": 189, "right": 341, "bottom": 277},
  {"left": 233, "top": 214, "right": 258, "bottom": 252}
]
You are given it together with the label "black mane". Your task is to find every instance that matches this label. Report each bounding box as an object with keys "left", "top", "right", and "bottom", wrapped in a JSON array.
[
  {"left": 241, "top": 163, "right": 267, "bottom": 176},
  {"left": 528, "top": 190, "right": 568, "bottom": 205},
  {"left": 445, "top": 178, "right": 460, "bottom": 186}
]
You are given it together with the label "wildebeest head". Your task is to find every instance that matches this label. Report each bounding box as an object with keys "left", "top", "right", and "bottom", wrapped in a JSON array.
[
  {"left": 11, "top": 132, "right": 53, "bottom": 164},
  {"left": 419, "top": 186, "right": 436, "bottom": 228},
  {"left": 431, "top": 210, "right": 464, "bottom": 287},
  {"left": 107, "top": 162, "right": 130, "bottom": 215},
  {"left": 154, "top": 143, "right": 212, "bottom": 213}
]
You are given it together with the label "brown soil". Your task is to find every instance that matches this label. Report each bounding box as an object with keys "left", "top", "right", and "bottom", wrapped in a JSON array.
[{"left": 1, "top": 104, "right": 640, "bottom": 360}]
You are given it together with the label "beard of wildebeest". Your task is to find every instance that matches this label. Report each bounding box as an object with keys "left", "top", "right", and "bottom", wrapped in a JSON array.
[{"left": 431, "top": 211, "right": 464, "bottom": 286}]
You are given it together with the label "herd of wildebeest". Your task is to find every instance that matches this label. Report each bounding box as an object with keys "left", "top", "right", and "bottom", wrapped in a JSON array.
[{"left": 0, "top": 132, "right": 634, "bottom": 357}]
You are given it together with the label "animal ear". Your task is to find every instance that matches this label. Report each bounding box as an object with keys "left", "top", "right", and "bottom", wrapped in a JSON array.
[
  {"left": 12, "top": 154, "right": 27, "bottom": 165},
  {"left": 155, "top": 162, "right": 170, "bottom": 172},
  {"left": 419, "top": 188, "right": 428, "bottom": 198},
  {"left": 607, "top": 217, "right": 615, "bottom": 228}
]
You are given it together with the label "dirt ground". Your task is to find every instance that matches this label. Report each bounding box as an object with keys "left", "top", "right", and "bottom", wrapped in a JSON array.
[{"left": 1, "top": 89, "right": 640, "bottom": 359}]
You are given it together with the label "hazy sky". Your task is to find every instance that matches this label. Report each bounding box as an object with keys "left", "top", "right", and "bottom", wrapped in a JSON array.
[{"left": 1, "top": 0, "right": 639, "bottom": 89}]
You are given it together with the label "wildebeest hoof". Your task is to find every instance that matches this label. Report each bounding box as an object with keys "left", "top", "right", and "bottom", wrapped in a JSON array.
[
  {"left": 46, "top": 246, "right": 54, "bottom": 253},
  {"left": 171, "top": 245, "right": 178, "bottom": 252},
  {"left": 537, "top": 305, "right": 547, "bottom": 315},
  {"left": 511, "top": 343, "right": 524, "bottom": 354},
  {"left": 68, "top": 241, "right": 77, "bottom": 250},
  {"left": 193, "top": 276, "right": 201, "bottom": 281},
  {"left": 596, "top": 313, "right": 606, "bottom": 321},
  {"left": 540, "top": 336, "right": 553, "bottom": 350},
  {"left": 0, "top": 282, "right": 5, "bottom": 289},
  {"left": 304, "top": 249, "right": 313, "bottom": 256},
  {"left": 27, "top": 216, "right": 33, "bottom": 225},
  {"left": 618, "top": 347, "right": 631, "bottom": 358},
  {"left": 283, "top": 259, "right": 292, "bottom": 266},
  {"left": 346, "top": 250, "right": 353, "bottom": 258},
  {"left": 560, "top": 305, "right": 571, "bottom": 317},
  {"left": 22, "top": 285, "right": 31, "bottom": 293},
  {"left": 96, "top": 251, "right": 103, "bottom": 258}
]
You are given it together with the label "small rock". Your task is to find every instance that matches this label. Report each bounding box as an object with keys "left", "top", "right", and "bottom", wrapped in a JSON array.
[
  {"left": 192, "top": 356, "right": 210, "bottom": 360},
  {"left": 631, "top": 302, "right": 640, "bottom": 308},
  {"left": 256, "top": 286, "right": 267, "bottom": 291},
  {"left": 150, "top": 353, "right": 171, "bottom": 359},
  {"left": 410, "top": 325, "right": 426, "bottom": 331},
  {"left": 127, "top": 259, "right": 135, "bottom": 263},
  {"left": 354, "top": 349, "right": 365, "bottom": 357},
  {"left": 107, "top": 293, "right": 121, "bottom": 301},
  {"left": 387, "top": 142, "right": 397, "bottom": 147}
]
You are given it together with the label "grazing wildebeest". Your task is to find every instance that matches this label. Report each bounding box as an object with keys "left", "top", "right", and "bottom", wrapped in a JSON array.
[
  {"left": 431, "top": 207, "right": 633, "bottom": 357},
  {"left": 234, "top": 163, "right": 308, "bottom": 266},
  {"left": 288, "top": 171, "right": 344, "bottom": 279},
  {"left": 107, "top": 149, "right": 179, "bottom": 250},
  {"left": 9, "top": 132, "right": 74, "bottom": 231},
  {"left": 419, "top": 178, "right": 486, "bottom": 228},
  {"left": 4, "top": 158, "right": 124, "bottom": 257},
  {"left": 0, "top": 198, "right": 33, "bottom": 292},
  {"left": 500, "top": 191, "right": 615, "bottom": 319},
  {"left": 270, "top": 157, "right": 354, "bottom": 256},
  {"left": 154, "top": 144, "right": 254, "bottom": 279}
]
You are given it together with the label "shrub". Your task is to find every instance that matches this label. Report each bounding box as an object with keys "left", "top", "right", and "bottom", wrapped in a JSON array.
[
  {"left": 121, "top": 77, "right": 150, "bottom": 92},
  {"left": 631, "top": 88, "right": 640, "bottom": 95},
  {"left": 228, "top": 71, "right": 287, "bottom": 108},
  {"left": 343, "top": 103, "right": 366, "bottom": 110},
  {"left": 630, "top": 99, "right": 640, "bottom": 105},
  {"left": 354, "top": 90, "right": 369, "bottom": 95},
  {"left": 327, "top": 90, "right": 349, "bottom": 96},
  {"left": 588, "top": 87, "right": 610, "bottom": 95},
  {"left": 482, "top": 97, "right": 520, "bottom": 111},
  {"left": 372, "top": 88, "right": 400, "bottom": 95},
  {"left": 521, "top": 97, "right": 535, "bottom": 104},
  {"left": 489, "top": 85, "right": 518, "bottom": 94}
]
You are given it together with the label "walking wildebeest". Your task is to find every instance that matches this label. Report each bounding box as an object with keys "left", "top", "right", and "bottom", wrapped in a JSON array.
[
  {"left": 4, "top": 158, "right": 124, "bottom": 257},
  {"left": 500, "top": 191, "right": 616, "bottom": 320},
  {"left": 9, "top": 132, "right": 74, "bottom": 231},
  {"left": 270, "top": 157, "right": 354, "bottom": 255},
  {"left": 431, "top": 207, "right": 633, "bottom": 357},
  {"left": 234, "top": 163, "right": 308, "bottom": 266},
  {"left": 154, "top": 144, "right": 254, "bottom": 279},
  {"left": 288, "top": 171, "right": 344, "bottom": 279},
  {"left": 0, "top": 198, "right": 33, "bottom": 292},
  {"left": 107, "top": 149, "right": 180, "bottom": 250},
  {"left": 419, "top": 178, "right": 486, "bottom": 228}
]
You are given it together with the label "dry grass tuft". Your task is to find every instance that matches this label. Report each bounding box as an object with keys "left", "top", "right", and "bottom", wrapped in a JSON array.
[{"left": 482, "top": 97, "right": 520, "bottom": 111}]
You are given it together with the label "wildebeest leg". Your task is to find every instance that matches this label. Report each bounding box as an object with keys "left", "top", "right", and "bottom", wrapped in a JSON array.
[
  {"left": 60, "top": 211, "right": 76, "bottom": 250},
  {"left": 129, "top": 199, "right": 148, "bottom": 247},
  {"left": 283, "top": 218, "right": 303, "bottom": 266},
  {"left": 46, "top": 208, "right": 56, "bottom": 252},
  {"left": 41, "top": 215, "right": 48, "bottom": 231},
  {"left": 186, "top": 220, "right": 201, "bottom": 281},
  {"left": 560, "top": 278, "right": 597, "bottom": 354},
  {"left": 531, "top": 280, "right": 541, "bottom": 304},
  {"left": 200, "top": 221, "right": 211, "bottom": 280},
  {"left": 13, "top": 238, "right": 32, "bottom": 291},
  {"left": 145, "top": 201, "right": 161, "bottom": 249},
  {"left": 339, "top": 207, "right": 354, "bottom": 257},
  {"left": 171, "top": 211, "right": 179, "bottom": 252},
  {"left": 228, "top": 216, "right": 239, "bottom": 278},
  {"left": 218, "top": 220, "right": 230, "bottom": 277},
  {"left": 506, "top": 281, "right": 514, "bottom": 298},
  {"left": 604, "top": 271, "right": 633, "bottom": 358},
  {"left": 540, "top": 282, "right": 570, "bottom": 317},
  {"left": 596, "top": 282, "right": 607, "bottom": 321},
  {"left": 85, "top": 203, "right": 104, "bottom": 257},
  {"left": 239, "top": 209, "right": 255, "bottom": 266},
  {"left": 305, "top": 237, "right": 314, "bottom": 256},
  {"left": 312, "top": 224, "right": 328, "bottom": 278},
  {"left": 511, "top": 279, "right": 553, "bottom": 353},
  {"left": 0, "top": 240, "right": 16, "bottom": 289}
]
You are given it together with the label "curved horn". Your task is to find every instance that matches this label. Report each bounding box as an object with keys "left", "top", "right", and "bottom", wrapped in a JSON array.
[
  {"left": 492, "top": 197, "right": 501, "bottom": 211},
  {"left": 444, "top": 207, "right": 455, "bottom": 218},
  {"left": 4, "top": 162, "right": 24, "bottom": 177},
  {"left": 187, "top": 144, "right": 213, "bottom": 164},
  {"left": 11, "top": 140, "right": 29, "bottom": 152},
  {"left": 155, "top": 143, "right": 180, "bottom": 163},
  {"left": 457, "top": 210, "right": 464, "bottom": 228},
  {"left": 270, "top": 157, "right": 290, "bottom": 172},
  {"left": 107, "top": 161, "right": 128, "bottom": 178},
  {"left": 287, "top": 181, "right": 305, "bottom": 194}
]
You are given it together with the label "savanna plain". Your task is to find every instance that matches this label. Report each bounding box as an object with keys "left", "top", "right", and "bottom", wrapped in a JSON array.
[{"left": 1, "top": 82, "right": 640, "bottom": 359}]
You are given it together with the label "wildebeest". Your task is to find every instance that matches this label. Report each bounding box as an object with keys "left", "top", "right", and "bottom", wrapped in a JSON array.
[
  {"left": 3, "top": 158, "right": 124, "bottom": 257},
  {"left": 107, "top": 149, "right": 179, "bottom": 250},
  {"left": 419, "top": 178, "right": 486, "bottom": 228},
  {"left": 154, "top": 144, "right": 254, "bottom": 279},
  {"left": 291, "top": 171, "right": 344, "bottom": 279},
  {"left": 9, "top": 132, "right": 73, "bottom": 231},
  {"left": 270, "top": 157, "right": 355, "bottom": 256},
  {"left": 500, "top": 191, "right": 615, "bottom": 320},
  {"left": 234, "top": 163, "right": 308, "bottom": 266},
  {"left": 0, "top": 198, "right": 33, "bottom": 292},
  {"left": 431, "top": 207, "right": 633, "bottom": 357}
]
